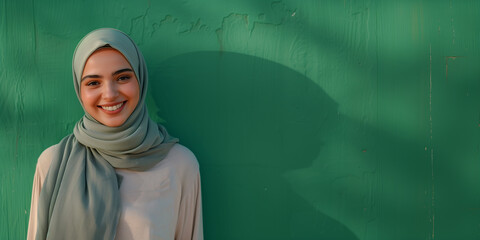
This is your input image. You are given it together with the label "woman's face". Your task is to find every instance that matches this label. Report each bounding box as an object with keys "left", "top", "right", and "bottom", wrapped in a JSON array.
[{"left": 80, "top": 48, "right": 140, "bottom": 127}]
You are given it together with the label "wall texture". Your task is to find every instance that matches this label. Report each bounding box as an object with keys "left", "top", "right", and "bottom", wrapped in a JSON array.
[{"left": 1, "top": 0, "right": 480, "bottom": 239}]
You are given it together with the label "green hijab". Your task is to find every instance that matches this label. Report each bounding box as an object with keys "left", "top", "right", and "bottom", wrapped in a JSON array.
[{"left": 36, "top": 28, "right": 178, "bottom": 240}]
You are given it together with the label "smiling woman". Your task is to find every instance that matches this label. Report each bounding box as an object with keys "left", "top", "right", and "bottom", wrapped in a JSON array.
[
  {"left": 80, "top": 48, "right": 140, "bottom": 127},
  {"left": 27, "top": 28, "right": 203, "bottom": 240}
]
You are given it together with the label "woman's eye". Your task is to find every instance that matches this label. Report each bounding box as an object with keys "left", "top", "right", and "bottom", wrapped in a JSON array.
[
  {"left": 86, "top": 81, "right": 99, "bottom": 86},
  {"left": 118, "top": 76, "right": 131, "bottom": 81}
]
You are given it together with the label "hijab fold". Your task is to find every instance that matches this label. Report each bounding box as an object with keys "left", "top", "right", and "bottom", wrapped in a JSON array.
[{"left": 36, "top": 28, "right": 178, "bottom": 240}]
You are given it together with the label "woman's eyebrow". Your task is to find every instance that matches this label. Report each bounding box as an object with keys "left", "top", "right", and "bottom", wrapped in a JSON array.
[
  {"left": 81, "top": 68, "right": 133, "bottom": 82},
  {"left": 113, "top": 68, "right": 133, "bottom": 75},
  {"left": 81, "top": 74, "right": 101, "bottom": 82}
]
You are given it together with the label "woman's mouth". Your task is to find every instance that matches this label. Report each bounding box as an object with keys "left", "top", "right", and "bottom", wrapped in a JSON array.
[{"left": 98, "top": 101, "right": 126, "bottom": 113}]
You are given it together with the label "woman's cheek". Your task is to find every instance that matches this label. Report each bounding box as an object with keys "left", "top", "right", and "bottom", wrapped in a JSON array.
[{"left": 81, "top": 89, "right": 99, "bottom": 106}]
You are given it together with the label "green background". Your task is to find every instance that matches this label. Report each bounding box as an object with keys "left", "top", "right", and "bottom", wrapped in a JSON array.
[{"left": 1, "top": 0, "right": 480, "bottom": 239}]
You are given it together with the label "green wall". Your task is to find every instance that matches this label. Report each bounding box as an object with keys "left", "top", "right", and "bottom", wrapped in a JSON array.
[{"left": 1, "top": 0, "right": 480, "bottom": 239}]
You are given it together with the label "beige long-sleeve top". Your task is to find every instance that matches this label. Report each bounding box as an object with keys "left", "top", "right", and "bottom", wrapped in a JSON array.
[{"left": 28, "top": 143, "right": 203, "bottom": 240}]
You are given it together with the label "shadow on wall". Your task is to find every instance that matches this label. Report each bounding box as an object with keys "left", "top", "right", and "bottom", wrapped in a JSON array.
[{"left": 149, "top": 51, "right": 358, "bottom": 240}]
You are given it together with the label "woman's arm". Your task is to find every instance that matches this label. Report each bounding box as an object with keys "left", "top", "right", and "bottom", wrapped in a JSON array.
[
  {"left": 191, "top": 173, "right": 203, "bottom": 240},
  {"left": 27, "top": 145, "right": 55, "bottom": 240},
  {"left": 174, "top": 146, "right": 204, "bottom": 240}
]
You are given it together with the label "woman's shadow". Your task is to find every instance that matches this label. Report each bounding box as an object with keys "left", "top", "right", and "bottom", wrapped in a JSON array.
[{"left": 149, "top": 51, "right": 359, "bottom": 240}]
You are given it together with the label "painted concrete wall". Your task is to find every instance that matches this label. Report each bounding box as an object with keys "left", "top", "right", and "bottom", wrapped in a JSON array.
[{"left": 1, "top": 0, "right": 480, "bottom": 239}]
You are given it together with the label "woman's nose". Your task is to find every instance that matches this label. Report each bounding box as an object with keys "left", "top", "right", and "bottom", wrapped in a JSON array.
[{"left": 103, "top": 81, "right": 119, "bottom": 100}]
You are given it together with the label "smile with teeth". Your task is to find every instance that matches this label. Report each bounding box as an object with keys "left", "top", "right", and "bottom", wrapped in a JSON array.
[{"left": 100, "top": 101, "right": 125, "bottom": 111}]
